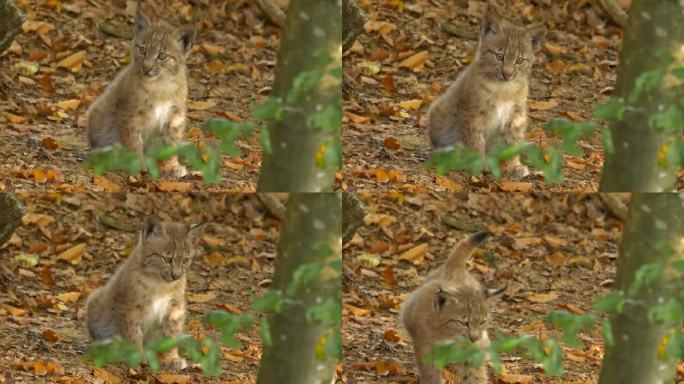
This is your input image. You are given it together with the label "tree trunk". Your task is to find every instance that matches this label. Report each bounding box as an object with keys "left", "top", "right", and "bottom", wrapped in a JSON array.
[
  {"left": 0, "top": 193, "right": 25, "bottom": 246},
  {"left": 0, "top": 0, "right": 25, "bottom": 54},
  {"left": 342, "top": 0, "right": 367, "bottom": 52},
  {"left": 257, "top": 0, "right": 342, "bottom": 192},
  {"left": 598, "top": 193, "right": 684, "bottom": 384},
  {"left": 256, "top": 193, "right": 341, "bottom": 384},
  {"left": 342, "top": 193, "right": 366, "bottom": 245},
  {"left": 599, "top": 0, "right": 684, "bottom": 192}
]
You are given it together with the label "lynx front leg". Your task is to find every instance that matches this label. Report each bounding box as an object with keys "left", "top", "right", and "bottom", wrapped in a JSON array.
[
  {"left": 501, "top": 105, "right": 529, "bottom": 178},
  {"left": 118, "top": 112, "right": 147, "bottom": 159},
  {"left": 414, "top": 343, "right": 443, "bottom": 384},
  {"left": 159, "top": 107, "right": 188, "bottom": 178},
  {"left": 117, "top": 313, "right": 144, "bottom": 352},
  {"left": 160, "top": 299, "right": 187, "bottom": 371}
]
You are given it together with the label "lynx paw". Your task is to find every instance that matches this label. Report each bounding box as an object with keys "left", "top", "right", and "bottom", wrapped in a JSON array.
[
  {"left": 505, "top": 164, "right": 529, "bottom": 179},
  {"left": 162, "top": 357, "right": 188, "bottom": 371},
  {"left": 164, "top": 165, "right": 188, "bottom": 179}
]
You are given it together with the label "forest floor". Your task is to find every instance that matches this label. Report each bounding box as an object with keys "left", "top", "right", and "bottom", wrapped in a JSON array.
[
  {"left": 342, "top": 193, "right": 633, "bottom": 383},
  {"left": 0, "top": 193, "right": 282, "bottom": 383},
  {"left": 341, "top": 0, "right": 684, "bottom": 192},
  {"left": 0, "top": 0, "right": 280, "bottom": 192}
]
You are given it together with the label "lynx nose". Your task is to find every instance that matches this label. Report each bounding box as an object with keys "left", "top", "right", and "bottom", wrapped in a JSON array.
[
  {"left": 501, "top": 70, "right": 515, "bottom": 81},
  {"left": 468, "top": 329, "right": 482, "bottom": 342}
]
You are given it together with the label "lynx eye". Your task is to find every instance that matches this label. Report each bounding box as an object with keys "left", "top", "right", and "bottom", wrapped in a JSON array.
[
  {"left": 137, "top": 46, "right": 147, "bottom": 55},
  {"left": 157, "top": 52, "right": 169, "bottom": 61},
  {"left": 495, "top": 52, "right": 504, "bottom": 61},
  {"left": 516, "top": 57, "right": 527, "bottom": 65}
]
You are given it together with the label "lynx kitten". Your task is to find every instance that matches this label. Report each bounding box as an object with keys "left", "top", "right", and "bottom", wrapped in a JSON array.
[
  {"left": 85, "top": 216, "right": 205, "bottom": 371},
  {"left": 427, "top": 7, "right": 546, "bottom": 178},
  {"left": 400, "top": 232, "right": 504, "bottom": 384},
  {"left": 86, "top": 3, "right": 196, "bottom": 178}
]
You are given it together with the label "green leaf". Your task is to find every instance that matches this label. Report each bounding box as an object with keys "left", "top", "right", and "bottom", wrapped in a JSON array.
[
  {"left": 260, "top": 318, "right": 272, "bottom": 348},
  {"left": 672, "top": 67, "right": 684, "bottom": 80},
  {"left": 288, "top": 261, "right": 324, "bottom": 295},
  {"left": 648, "top": 298, "right": 684, "bottom": 324},
  {"left": 203, "top": 311, "right": 254, "bottom": 348},
  {"left": 251, "top": 97, "right": 283, "bottom": 120},
  {"left": 260, "top": 127, "right": 273, "bottom": 155},
  {"left": 592, "top": 291, "right": 626, "bottom": 313},
  {"left": 545, "top": 310, "right": 596, "bottom": 349},
  {"left": 307, "top": 105, "right": 342, "bottom": 133},
  {"left": 629, "top": 261, "right": 665, "bottom": 295},
  {"left": 649, "top": 105, "right": 684, "bottom": 132},
  {"left": 602, "top": 127, "right": 614, "bottom": 154},
  {"left": 629, "top": 69, "right": 665, "bottom": 103},
  {"left": 251, "top": 290, "right": 284, "bottom": 313},
  {"left": 601, "top": 318, "right": 614, "bottom": 348},
  {"left": 307, "top": 297, "right": 342, "bottom": 325},
  {"left": 593, "top": 98, "right": 626, "bottom": 121},
  {"left": 666, "top": 139, "right": 684, "bottom": 168}
]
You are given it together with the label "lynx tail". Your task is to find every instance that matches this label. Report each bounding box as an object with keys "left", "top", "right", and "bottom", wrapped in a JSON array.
[{"left": 444, "top": 231, "right": 491, "bottom": 274}]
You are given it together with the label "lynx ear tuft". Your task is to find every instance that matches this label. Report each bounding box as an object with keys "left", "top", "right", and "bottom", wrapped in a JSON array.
[
  {"left": 527, "top": 25, "right": 547, "bottom": 52},
  {"left": 481, "top": 7, "right": 503, "bottom": 38},
  {"left": 485, "top": 286, "right": 506, "bottom": 299},
  {"left": 178, "top": 25, "right": 197, "bottom": 55},
  {"left": 134, "top": 1, "right": 151, "bottom": 37},
  {"left": 434, "top": 289, "right": 448, "bottom": 311},
  {"left": 187, "top": 222, "right": 208, "bottom": 243},
  {"left": 470, "top": 231, "right": 492, "bottom": 245},
  {"left": 142, "top": 215, "right": 163, "bottom": 239}
]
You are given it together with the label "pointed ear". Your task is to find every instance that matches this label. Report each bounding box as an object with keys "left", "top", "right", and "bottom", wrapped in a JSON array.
[
  {"left": 485, "top": 286, "right": 506, "bottom": 300},
  {"left": 187, "top": 222, "right": 208, "bottom": 243},
  {"left": 134, "top": 2, "right": 151, "bottom": 37},
  {"left": 434, "top": 289, "right": 448, "bottom": 311},
  {"left": 177, "top": 25, "right": 197, "bottom": 55},
  {"left": 481, "top": 7, "right": 502, "bottom": 38},
  {"left": 141, "top": 215, "right": 164, "bottom": 239},
  {"left": 527, "top": 25, "right": 547, "bottom": 52}
]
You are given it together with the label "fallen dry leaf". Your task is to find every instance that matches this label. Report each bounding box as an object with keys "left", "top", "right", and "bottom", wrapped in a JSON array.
[
  {"left": 398, "top": 243, "right": 428, "bottom": 265},
  {"left": 156, "top": 182, "right": 192, "bottom": 192},
  {"left": 527, "top": 292, "right": 559, "bottom": 303},
  {"left": 157, "top": 374, "right": 190, "bottom": 384},
  {"left": 56, "top": 50, "right": 86, "bottom": 72},
  {"left": 499, "top": 182, "right": 533, "bottom": 192},
  {"left": 187, "top": 292, "right": 217, "bottom": 303},
  {"left": 398, "top": 51, "right": 428, "bottom": 72},
  {"left": 55, "top": 243, "right": 86, "bottom": 265}
]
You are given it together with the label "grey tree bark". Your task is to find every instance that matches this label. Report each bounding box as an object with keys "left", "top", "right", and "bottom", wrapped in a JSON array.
[
  {"left": 598, "top": 193, "right": 684, "bottom": 384},
  {"left": 342, "top": 193, "right": 366, "bottom": 245},
  {"left": 342, "top": 0, "right": 366, "bottom": 52},
  {"left": 256, "top": 193, "right": 342, "bottom": 384},
  {"left": 256, "top": 0, "right": 342, "bottom": 192},
  {"left": 0, "top": 193, "right": 25, "bottom": 246},
  {"left": 0, "top": 0, "right": 25, "bottom": 54},
  {"left": 599, "top": 0, "right": 684, "bottom": 192}
]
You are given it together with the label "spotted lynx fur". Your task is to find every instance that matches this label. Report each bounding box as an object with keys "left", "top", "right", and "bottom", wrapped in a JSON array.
[
  {"left": 427, "top": 7, "right": 546, "bottom": 178},
  {"left": 86, "top": 3, "right": 196, "bottom": 178},
  {"left": 400, "top": 232, "right": 504, "bottom": 384}
]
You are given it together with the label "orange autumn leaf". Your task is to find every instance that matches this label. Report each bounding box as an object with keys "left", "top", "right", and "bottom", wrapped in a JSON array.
[
  {"left": 398, "top": 243, "right": 428, "bottom": 265},
  {"left": 384, "top": 329, "right": 401, "bottom": 343},
  {"left": 157, "top": 181, "right": 192, "bottom": 192},
  {"left": 41, "top": 137, "right": 59, "bottom": 150},
  {"left": 55, "top": 243, "right": 86, "bottom": 265},
  {"left": 56, "top": 50, "right": 86, "bottom": 72},
  {"left": 398, "top": 51, "right": 428, "bottom": 72},
  {"left": 499, "top": 182, "right": 533, "bottom": 192},
  {"left": 93, "top": 175, "right": 121, "bottom": 192},
  {"left": 157, "top": 374, "right": 190, "bottom": 384}
]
